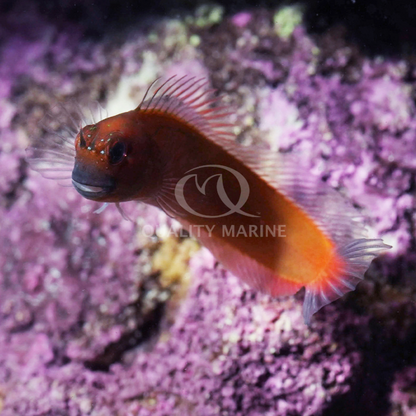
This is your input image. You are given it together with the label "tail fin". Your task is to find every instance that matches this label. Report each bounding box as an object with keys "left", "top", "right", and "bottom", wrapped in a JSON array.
[{"left": 303, "top": 238, "right": 391, "bottom": 325}]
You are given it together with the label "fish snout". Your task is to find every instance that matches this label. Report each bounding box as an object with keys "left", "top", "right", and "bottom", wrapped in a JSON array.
[{"left": 72, "top": 162, "right": 115, "bottom": 200}]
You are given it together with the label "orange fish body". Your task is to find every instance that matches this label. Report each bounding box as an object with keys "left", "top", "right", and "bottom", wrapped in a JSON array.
[{"left": 29, "top": 77, "right": 390, "bottom": 323}]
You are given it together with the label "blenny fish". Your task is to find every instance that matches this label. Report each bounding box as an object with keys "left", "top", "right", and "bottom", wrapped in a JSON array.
[{"left": 27, "top": 76, "right": 390, "bottom": 324}]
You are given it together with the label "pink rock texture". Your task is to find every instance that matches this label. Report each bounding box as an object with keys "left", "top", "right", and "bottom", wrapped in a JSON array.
[{"left": 0, "top": 2, "right": 415, "bottom": 415}]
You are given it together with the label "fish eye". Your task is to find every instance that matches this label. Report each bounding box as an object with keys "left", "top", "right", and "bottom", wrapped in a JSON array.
[{"left": 108, "top": 141, "right": 126, "bottom": 164}]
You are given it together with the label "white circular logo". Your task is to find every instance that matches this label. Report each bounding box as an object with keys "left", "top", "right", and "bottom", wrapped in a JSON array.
[{"left": 174, "top": 164, "right": 260, "bottom": 218}]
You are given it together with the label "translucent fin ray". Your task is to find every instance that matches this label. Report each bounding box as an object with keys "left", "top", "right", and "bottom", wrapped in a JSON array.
[
  {"left": 116, "top": 203, "right": 133, "bottom": 221},
  {"left": 137, "top": 76, "right": 234, "bottom": 144},
  {"left": 302, "top": 239, "right": 391, "bottom": 325},
  {"left": 94, "top": 203, "right": 109, "bottom": 214},
  {"left": 26, "top": 99, "right": 107, "bottom": 184}
]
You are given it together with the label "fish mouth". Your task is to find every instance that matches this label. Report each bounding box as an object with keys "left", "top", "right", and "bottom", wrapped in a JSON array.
[
  {"left": 72, "top": 179, "right": 114, "bottom": 198},
  {"left": 72, "top": 162, "right": 115, "bottom": 200}
]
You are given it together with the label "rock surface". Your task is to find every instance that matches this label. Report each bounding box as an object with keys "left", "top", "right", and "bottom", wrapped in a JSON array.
[{"left": 0, "top": 2, "right": 414, "bottom": 415}]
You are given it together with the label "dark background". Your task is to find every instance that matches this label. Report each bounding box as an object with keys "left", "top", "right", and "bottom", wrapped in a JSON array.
[{"left": 1, "top": 0, "right": 416, "bottom": 56}]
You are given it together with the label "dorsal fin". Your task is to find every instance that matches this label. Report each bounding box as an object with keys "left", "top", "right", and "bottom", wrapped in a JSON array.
[{"left": 137, "top": 75, "right": 235, "bottom": 143}]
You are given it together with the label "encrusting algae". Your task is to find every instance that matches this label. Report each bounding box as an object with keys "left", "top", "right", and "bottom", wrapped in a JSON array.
[
  {"left": 151, "top": 235, "right": 200, "bottom": 298},
  {"left": 27, "top": 76, "right": 391, "bottom": 324}
]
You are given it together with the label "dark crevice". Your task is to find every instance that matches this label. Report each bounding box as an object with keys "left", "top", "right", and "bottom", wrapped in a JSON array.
[
  {"left": 304, "top": 0, "right": 416, "bottom": 56},
  {"left": 322, "top": 321, "right": 416, "bottom": 416},
  {"left": 84, "top": 301, "right": 165, "bottom": 372}
]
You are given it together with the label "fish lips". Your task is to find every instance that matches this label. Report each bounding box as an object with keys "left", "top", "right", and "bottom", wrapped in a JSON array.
[{"left": 72, "top": 163, "right": 115, "bottom": 199}]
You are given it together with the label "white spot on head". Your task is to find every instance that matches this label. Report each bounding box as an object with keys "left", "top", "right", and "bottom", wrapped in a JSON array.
[{"left": 100, "top": 150, "right": 105, "bottom": 154}]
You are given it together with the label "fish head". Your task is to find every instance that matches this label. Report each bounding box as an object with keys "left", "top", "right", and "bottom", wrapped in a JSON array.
[{"left": 72, "top": 111, "right": 161, "bottom": 202}]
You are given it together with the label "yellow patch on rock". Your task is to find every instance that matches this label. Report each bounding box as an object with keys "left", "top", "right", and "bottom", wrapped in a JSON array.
[{"left": 152, "top": 236, "right": 200, "bottom": 298}]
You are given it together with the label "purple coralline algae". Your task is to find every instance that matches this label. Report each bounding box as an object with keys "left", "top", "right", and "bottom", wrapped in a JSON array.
[{"left": 0, "top": 2, "right": 415, "bottom": 415}]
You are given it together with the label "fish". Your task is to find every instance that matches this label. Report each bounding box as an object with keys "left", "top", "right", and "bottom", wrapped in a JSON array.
[{"left": 27, "top": 76, "right": 391, "bottom": 324}]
